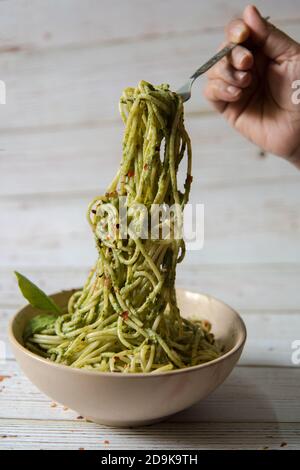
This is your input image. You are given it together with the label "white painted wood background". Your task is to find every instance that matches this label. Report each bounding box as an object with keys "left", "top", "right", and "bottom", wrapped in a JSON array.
[{"left": 1, "top": 0, "right": 300, "bottom": 450}]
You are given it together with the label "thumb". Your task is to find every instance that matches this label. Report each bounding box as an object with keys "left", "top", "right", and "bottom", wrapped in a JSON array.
[{"left": 243, "top": 5, "right": 299, "bottom": 61}]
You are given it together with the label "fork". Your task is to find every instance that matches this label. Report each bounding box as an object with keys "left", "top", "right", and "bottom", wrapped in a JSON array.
[{"left": 177, "top": 16, "right": 270, "bottom": 102}]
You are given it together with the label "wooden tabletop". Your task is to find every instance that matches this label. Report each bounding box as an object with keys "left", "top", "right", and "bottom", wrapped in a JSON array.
[{"left": 1, "top": 0, "right": 300, "bottom": 450}]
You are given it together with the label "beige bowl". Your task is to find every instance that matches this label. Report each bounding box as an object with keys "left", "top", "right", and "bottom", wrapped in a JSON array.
[{"left": 9, "top": 288, "right": 246, "bottom": 427}]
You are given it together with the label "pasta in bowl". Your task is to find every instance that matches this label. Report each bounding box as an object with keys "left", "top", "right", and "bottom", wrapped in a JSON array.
[
  {"left": 10, "top": 82, "right": 246, "bottom": 425},
  {"left": 15, "top": 82, "right": 223, "bottom": 373},
  {"left": 9, "top": 288, "right": 246, "bottom": 426}
]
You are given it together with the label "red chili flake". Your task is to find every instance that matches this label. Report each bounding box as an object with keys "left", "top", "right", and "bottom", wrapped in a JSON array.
[
  {"left": 187, "top": 175, "right": 193, "bottom": 183},
  {"left": 202, "top": 320, "right": 211, "bottom": 331},
  {"left": 105, "top": 190, "right": 118, "bottom": 198},
  {"left": 77, "top": 416, "right": 84, "bottom": 420},
  {"left": 121, "top": 311, "right": 129, "bottom": 320},
  {"left": 0, "top": 376, "right": 10, "bottom": 382},
  {"left": 1, "top": 46, "right": 22, "bottom": 53},
  {"left": 143, "top": 164, "right": 148, "bottom": 171},
  {"left": 127, "top": 170, "right": 134, "bottom": 178},
  {"left": 104, "top": 440, "right": 110, "bottom": 445}
]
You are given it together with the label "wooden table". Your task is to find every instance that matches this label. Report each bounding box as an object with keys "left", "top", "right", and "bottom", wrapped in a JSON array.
[{"left": 1, "top": 0, "right": 300, "bottom": 450}]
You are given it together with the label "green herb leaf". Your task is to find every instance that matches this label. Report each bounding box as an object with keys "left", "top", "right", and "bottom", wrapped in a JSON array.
[
  {"left": 24, "top": 314, "right": 57, "bottom": 340},
  {"left": 14, "top": 271, "right": 62, "bottom": 314}
]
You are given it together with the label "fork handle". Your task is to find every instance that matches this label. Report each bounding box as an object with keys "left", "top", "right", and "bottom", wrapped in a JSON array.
[{"left": 190, "top": 43, "right": 236, "bottom": 81}]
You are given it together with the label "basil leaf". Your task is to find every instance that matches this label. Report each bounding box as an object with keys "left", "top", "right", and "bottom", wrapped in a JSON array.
[
  {"left": 15, "top": 271, "right": 62, "bottom": 314},
  {"left": 24, "top": 314, "right": 57, "bottom": 340}
]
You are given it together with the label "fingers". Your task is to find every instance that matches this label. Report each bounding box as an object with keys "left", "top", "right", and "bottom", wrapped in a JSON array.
[
  {"left": 225, "top": 5, "right": 300, "bottom": 61},
  {"left": 230, "top": 46, "right": 254, "bottom": 70},
  {"left": 205, "top": 44, "right": 253, "bottom": 111},
  {"left": 225, "top": 18, "right": 250, "bottom": 44},
  {"left": 207, "top": 57, "right": 252, "bottom": 88},
  {"left": 204, "top": 10, "right": 256, "bottom": 111},
  {"left": 243, "top": 5, "right": 300, "bottom": 61},
  {"left": 204, "top": 78, "right": 242, "bottom": 104}
]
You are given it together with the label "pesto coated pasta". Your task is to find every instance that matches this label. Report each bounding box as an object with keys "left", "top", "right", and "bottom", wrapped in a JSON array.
[{"left": 24, "top": 81, "right": 221, "bottom": 372}]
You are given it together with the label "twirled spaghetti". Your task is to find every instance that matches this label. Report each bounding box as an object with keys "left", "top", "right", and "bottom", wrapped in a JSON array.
[{"left": 25, "top": 81, "right": 221, "bottom": 372}]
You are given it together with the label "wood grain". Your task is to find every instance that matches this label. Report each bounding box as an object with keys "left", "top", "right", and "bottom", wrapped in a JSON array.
[
  {"left": 1, "top": 361, "right": 300, "bottom": 423},
  {"left": 0, "top": 115, "right": 298, "bottom": 197},
  {"left": 0, "top": 21, "right": 299, "bottom": 130},
  {"left": 0, "top": 419, "right": 299, "bottom": 450},
  {"left": 1, "top": 264, "right": 300, "bottom": 310},
  {"left": 1, "top": 0, "right": 299, "bottom": 53},
  {"left": 1, "top": 174, "right": 300, "bottom": 267},
  {"left": 1, "top": 0, "right": 300, "bottom": 451}
]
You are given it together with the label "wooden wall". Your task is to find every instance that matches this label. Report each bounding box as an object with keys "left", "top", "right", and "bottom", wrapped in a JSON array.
[
  {"left": 1, "top": 0, "right": 300, "bottom": 309},
  {"left": 1, "top": 0, "right": 300, "bottom": 449}
]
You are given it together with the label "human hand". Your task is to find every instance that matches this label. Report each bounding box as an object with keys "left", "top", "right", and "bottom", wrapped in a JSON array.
[{"left": 204, "top": 5, "right": 300, "bottom": 168}]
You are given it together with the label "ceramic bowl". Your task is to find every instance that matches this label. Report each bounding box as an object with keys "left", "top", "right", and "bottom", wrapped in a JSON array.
[{"left": 9, "top": 288, "right": 246, "bottom": 427}]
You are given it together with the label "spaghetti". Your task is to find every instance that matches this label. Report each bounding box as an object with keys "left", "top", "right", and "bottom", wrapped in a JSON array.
[{"left": 25, "top": 81, "right": 221, "bottom": 372}]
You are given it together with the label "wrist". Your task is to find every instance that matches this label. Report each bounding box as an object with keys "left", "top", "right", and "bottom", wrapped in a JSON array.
[{"left": 286, "top": 145, "right": 300, "bottom": 170}]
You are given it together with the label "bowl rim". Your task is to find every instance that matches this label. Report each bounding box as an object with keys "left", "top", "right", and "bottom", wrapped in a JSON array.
[{"left": 8, "top": 288, "right": 247, "bottom": 379}]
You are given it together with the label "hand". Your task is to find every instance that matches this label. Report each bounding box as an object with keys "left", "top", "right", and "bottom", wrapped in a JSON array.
[{"left": 204, "top": 5, "right": 300, "bottom": 168}]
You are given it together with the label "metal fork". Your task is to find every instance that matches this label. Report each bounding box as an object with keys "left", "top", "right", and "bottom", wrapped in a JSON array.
[{"left": 177, "top": 16, "right": 270, "bottom": 102}]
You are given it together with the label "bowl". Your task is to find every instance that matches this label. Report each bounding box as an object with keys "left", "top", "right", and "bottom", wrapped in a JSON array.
[{"left": 9, "top": 288, "right": 246, "bottom": 427}]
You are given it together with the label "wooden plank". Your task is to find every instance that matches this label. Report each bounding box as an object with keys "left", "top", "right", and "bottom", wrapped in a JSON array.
[
  {"left": 2, "top": 264, "right": 300, "bottom": 310},
  {"left": 242, "top": 311, "right": 300, "bottom": 367},
  {"left": 0, "top": 419, "right": 299, "bottom": 449},
  {"left": 0, "top": 21, "right": 299, "bottom": 130},
  {"left": 2, "top": 306, "right": 300, "bottom": 366},
  {"left": 1, "top": 2, "right": 299, "bottom": 451},
  {"left": 1, "top": 362, "right": 300, "bottom": 423},
  {"left": 0, "top": 27, "right": 226, "bottom": 129},
  {"left": 0, "top": 114, "right": 298, "bottom": 197},
  {"left": 176, "top": 264, "right": 300, "bottom": 311},
  {"left": 1, "top": 174, "right": 300, "bottom": 266},
  {"left": 1, "top": 0, "right": 298, "bottom": 52}
]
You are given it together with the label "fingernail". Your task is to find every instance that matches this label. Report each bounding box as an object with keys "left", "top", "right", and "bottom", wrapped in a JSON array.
[
  {"left": 235, "top": 71, "right": 247, "bottom": 80},
  {"left": 231, "top": 25, "right": 247, "bottom": 43},
  {"left": 251, "top": 5, "right": 261, "bottom": 18},
  {"left": 227, "top": 85, "right": 240, "bottom": 96},
  {"left": 237, "top": 50, "right": 248, "bottom": 65}
]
